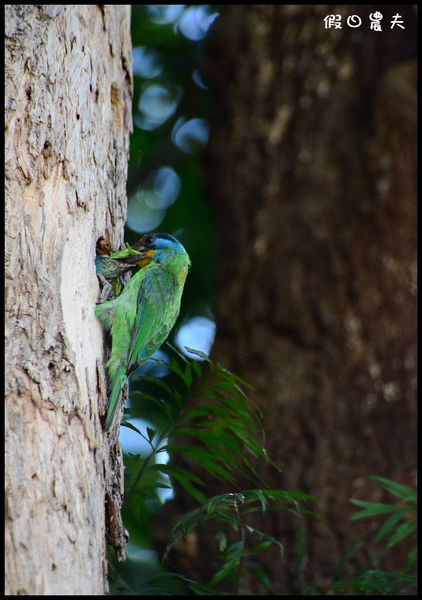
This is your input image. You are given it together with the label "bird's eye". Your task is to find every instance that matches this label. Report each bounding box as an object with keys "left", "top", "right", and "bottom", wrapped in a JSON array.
[{"left": 143, "top": 234, "right": 155, "bottom": 246}]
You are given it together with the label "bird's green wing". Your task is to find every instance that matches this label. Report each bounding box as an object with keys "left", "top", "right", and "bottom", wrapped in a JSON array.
[
  {"left": 104, "top": 266, "right": 151, "bottom": 377},
  {"left": 127, "top": 265, "right": 176, "bottom": 372}
]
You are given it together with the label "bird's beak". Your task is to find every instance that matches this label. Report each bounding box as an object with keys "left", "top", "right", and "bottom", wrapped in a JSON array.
[{"left": 124, "top": 244, "right": 156, "bottom": 268}]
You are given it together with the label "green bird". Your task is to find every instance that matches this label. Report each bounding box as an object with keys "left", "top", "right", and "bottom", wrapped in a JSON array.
[{"left": 95, "top": 232, "right": 190, "bottom": 431}]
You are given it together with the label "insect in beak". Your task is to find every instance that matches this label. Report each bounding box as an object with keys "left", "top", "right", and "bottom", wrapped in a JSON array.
[{"left": 121, "top": 246, "right": 156, "bottom": 268}]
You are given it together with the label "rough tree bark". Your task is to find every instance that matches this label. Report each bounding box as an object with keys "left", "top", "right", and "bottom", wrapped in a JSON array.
[
  {"left": 5, "top": 5, "right": 132, "bottom": 595},
  {"left": 200, "top": 5, "right": 416, "bottom": 593}
]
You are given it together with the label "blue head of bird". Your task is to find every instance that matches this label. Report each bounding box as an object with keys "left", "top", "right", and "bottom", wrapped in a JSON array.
[{"left": 134, "top": 232, "right": 190, "bottom": 278}]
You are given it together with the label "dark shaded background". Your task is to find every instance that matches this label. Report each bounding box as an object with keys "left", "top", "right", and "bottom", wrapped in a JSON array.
[{"left": 119, "top": 5, "right": 416, "bottom": 594}]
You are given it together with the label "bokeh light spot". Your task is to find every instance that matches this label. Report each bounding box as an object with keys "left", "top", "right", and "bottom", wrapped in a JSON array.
[
  {"left": 175, "top": 316, "right": 216, "bottom": 360},
  {"left": 136, "top": 83, "right": 182, "bottom": 131},
  {"left": 192, "top": 68, "right": 209, "bottom": 90},
  {"left": 133, "top": 46, "right": 163, "bottom": 79},
  {"left": 127, "top": 190, "right": 167, "bottom": 233},
  {"left": 175, "top": 6, "right": 219, "bottom": 41},
  {"left": 172, "top": 117, "right": 210, "bottom": 154},
  {"left": 146, "top": 5, "right": 185, "bottom": 25},
  {"left": 143, "top": 167, "right": 181, "bottom": 210}
]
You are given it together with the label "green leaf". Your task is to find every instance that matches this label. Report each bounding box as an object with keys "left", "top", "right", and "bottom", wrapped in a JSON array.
[
  {"left": 166, "top": 356, "right": 193, "bottom": 389},
  {"left": 350, "top": 499, "right": 404, "bottom": 520},
  {"left": 137, "top": 374, "right": 174, "bottom": 395},
  {"left": 130, "top": 391, "right": 174, "bottom": 419},
  {"left": 332, "top": 570, "right": 417, "bottom": 594},
  {"left": 387, "top": 519, "right": 417, "bottom": 548},
  {"left": 405, "top": 546, "right": 417, "bottom": 573},
  {"left": 152, "top": 464, "right": 204, "bottom": 485},
  {"left": 334, "top": 538, "right": 365, "bottom": 579},
  {"left": 294, "top": 522, "right": 307, "bottom": 580},
  {"left": 248, "top": 527, "right": 285, "bottom": 558},
  {"left": 155, "top": 464, "right": 206, "bottom": 502},
  {"left": 184, "top": 346, "right": 211, "bottom": 362},
  {"left": 110, "top": 244, "right": 140, "bottom": 259},
  {"left": 375, "top": 512, "right": 404, "bottom": 543},
  {"left": 167, "top": 445, "right": 236, "bottom": 482},
  {"left": 215, "top": 530, "right": 227, "bottom": 552},
  {"left": 246, "top": 562, "right": 275, "bottom": 593},
  {"left": 255, "top": 489, "right": 269, "bottom": 513},
  {"left": 146, "top": 427, "right": 156, "bottom": 441},
  {"left": 250, "top": 540, "right": 273, "bottom": 554},
  {"left": 215, "top": 362, "right": 254, "bottom": 389},
  {"left": 370, "top": 475, "right": 417, "bottom": 503},
  {"left": 208, "top": 541, "right": 244, "bottom": 587},
  {"left": 121, "top": 420, "right": 143, "bottom": 435},
  {"left": 165, "top": 341, "right": 191, "bottom": 364}
]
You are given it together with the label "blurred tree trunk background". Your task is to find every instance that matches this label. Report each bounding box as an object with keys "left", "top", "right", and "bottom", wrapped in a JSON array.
[{"left": 196, "top": 4, "right": 416, "bottom": 593}]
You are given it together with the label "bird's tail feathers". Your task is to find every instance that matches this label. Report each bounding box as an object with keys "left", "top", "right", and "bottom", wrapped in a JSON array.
[{"left": 105, "top": 366, "right": 127, "bottom": 431}]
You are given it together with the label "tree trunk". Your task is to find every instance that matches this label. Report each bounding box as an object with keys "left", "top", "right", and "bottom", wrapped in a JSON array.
[
  {"left": 5, "top": 5, "right": 132, "bottom": 594},
  {"left": 203, "top": 5, "right": 416, "bottom": 593}
]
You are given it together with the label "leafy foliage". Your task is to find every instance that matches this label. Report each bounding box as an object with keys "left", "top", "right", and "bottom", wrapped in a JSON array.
[
  {"left": 331, "top": 569, "right": 417, "bottom": 596},
  {"left": 329, "top": 476, "right": 417, "bottom": 595},
  {"left": 164, "top": 489, "right": 315, "bottom": 594},
  {"left": 350, "top": 476, "right": 417, "bottom": 551},
  {"left": 111, "top": 347, "right": 418, "bottom": 595},
  {"left": 110, "top": 346, "right": 314, "bottom": 595},
  {"left": 124, "top": 344, "right": 272, "bottom": 504}
]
